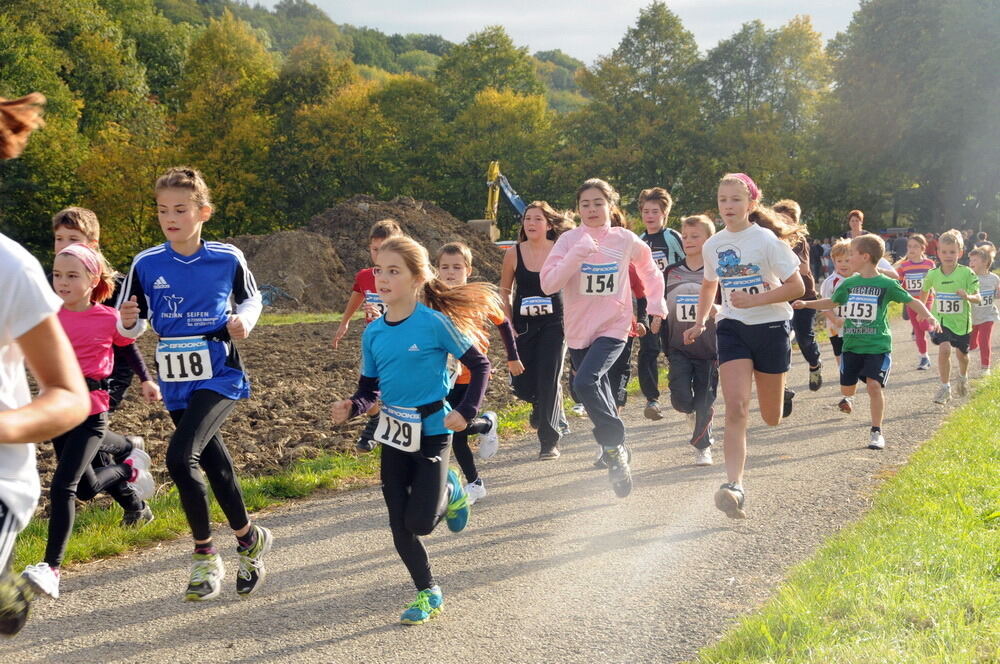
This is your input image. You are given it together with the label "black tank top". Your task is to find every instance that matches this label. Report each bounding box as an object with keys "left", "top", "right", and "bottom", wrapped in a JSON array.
[{"left": 512, "top": 242, "right": 563, "bottom": 331}]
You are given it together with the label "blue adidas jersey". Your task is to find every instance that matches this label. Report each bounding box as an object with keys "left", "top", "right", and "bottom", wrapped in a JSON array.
[
  {"left": 117, "top": 241, "right": 260, "bottom": 409},
  {"left": 361, "top": 303, "right": 473, "bottom": 436}
]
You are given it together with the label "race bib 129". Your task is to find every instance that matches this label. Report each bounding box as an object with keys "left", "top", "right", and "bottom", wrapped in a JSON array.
[
  {"left": 580, "top": 262, "right": 621, "bottom": 296},
  {"left": 375, "top": 404, "right": 422, "bottom": 453},
  {"left": 155, "top": 336, "right": 214, "bottom": 383}
]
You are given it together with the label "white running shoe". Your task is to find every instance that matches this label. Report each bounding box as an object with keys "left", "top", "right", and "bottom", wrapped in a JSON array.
[
  {"left": 570, "top": 403, "right": 586, "bottom": 416},
  {"left": 983, "top": 367, "right": 993, "bottom": 377},
  {"left": 954, "top": 375, "right": 968, "bottom": 398},
  {"left": 933, "top": 383, "right": 951, "bottom": 404},
  {"left": 126, "top": 445, "right": 151, "bottom": 472},
  {"left": 477, "top": 412, "right": 499, "bottom": 459},
  {"left": 21, "top": 563, "right": 60, "bottom": 599},
  {"left": 129, "top": 468, "right": 156, "bottom": 501},
  {"left": 868, "top": 430, "right": 886, "bottom": 450},
  {"left": 464, "top": 479, "right": 487, "bottom": 505},
  {"left": 694, "top": 447, "right": 713, "bottom": 466}
]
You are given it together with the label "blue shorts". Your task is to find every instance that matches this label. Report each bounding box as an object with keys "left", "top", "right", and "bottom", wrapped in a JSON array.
[
  {"left": 840, "top": 351, "right": 892, "bottom": 388},
  {"left": 716, "top": 318, "right": 791, "bottom": 374}
]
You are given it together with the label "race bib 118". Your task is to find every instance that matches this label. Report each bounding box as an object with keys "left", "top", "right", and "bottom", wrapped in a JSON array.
[{"left": 155, "top": 336, "right": 214, "bottom": 383}]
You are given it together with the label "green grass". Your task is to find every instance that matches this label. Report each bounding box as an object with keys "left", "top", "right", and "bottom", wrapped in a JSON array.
[
  {"left": 694, "top": 374, "right": 1000, "bottom": 664},
  {"left": 257, "top": 311, "right": 361, "bottom": 326}
]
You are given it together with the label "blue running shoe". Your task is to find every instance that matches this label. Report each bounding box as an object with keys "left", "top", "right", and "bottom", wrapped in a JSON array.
[
  {"left": 400, "top": 586, "right": 443, "bottom": 625},
  {"left": 445, "top": 468, "right": 470, "bottom": 533}
]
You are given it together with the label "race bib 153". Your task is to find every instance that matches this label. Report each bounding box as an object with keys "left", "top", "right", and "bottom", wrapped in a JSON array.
[{"left": 843, "top": 293, "right": 878, "bottom": 322}]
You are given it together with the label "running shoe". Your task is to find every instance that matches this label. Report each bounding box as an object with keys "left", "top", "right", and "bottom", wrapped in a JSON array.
[
  {"left": 125, "top": 445, "right": 151, "bottom": 472},
  {"left": 236, "top": 525, "right": 274, "bottom": 596},
  {"left": 983, "top": 367, "right": 992, "bottom": 377},
  {"left": 605, "top": 444, "right": 633, "bottom": 498},
  {"left": 464, "top": 478, "right": 486, "bottom": 505},
  {"left": 445, "top": 468, "right": 470, "bottom": 533},
  {"left": 933, "top": 383, "right": 951, "bottom": 404},
  {"left": 570, "top": 403, "right": 586, "bottom": 416},
  {"left": 559, "top": 422, "right": 571, "bottom": 436},
  {"left": 954, "top": 375, "right": 968, "bottom": 398},
  {"left": 714, "top": 482, "right": 746, "bottom": 519},
  {"left": 782, "top": 389, "right": 796, "bottom": 418},
  {"left": 185, "top": 553, "right": 225, "bottom": 601},
  {"left": 868, "top": 430, "right": 886, "bottom": 450},
  {"left": 838, "top": 397, "right": 853, "bottom": 414},
  {"left": 694, "top": 447, "right": 713, "bottom": 466},
  {"left": 643, "top": 400, "right": 663, "bottom": 421},
  {"left": 0, "top": 574, "right": 33, "bottom": 637},
  {"left": 120, "top": 502, "right": 154, "bottom": 528},
  {"left": 809, "top": 363, "right": 823, "bottom": 391},
  {"left": 917, "top": 356, "right": 932, "bottom": 371},
  {"left": 128, "top": 468, "right": 156, "bottom": 502},
  {"left": 400, "top": 586, "right": 443, "bottom": 625},
  {"left": 476, "top": 411, "right": 499, "bottom": 459},
  {"left": 20, "top": 563, "right": 59, "bottom": 599},
  {"left": 538, "top": 446, "right": 561, "bottom": 461},
  {"left": 356, "top": 415, "right": 379, "bottom": 453},
  {"left": 592, "top": 448, "right": 608, "bottom": 469}
]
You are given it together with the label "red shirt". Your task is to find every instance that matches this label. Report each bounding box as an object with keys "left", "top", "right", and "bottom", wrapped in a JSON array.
[
  {"left": 351, "top": 268, "right": 385, "bottom": 323},
  {"left": 58, "top": 304, "right": 134, "bottom": 415}
]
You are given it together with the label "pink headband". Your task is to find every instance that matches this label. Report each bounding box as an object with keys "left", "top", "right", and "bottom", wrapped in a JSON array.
[
  {"left": 57, "top": 243, "right": 101, "bottom": 276},
  {"left": 727, "top": 173, "right": 761, "bottom": 201}
]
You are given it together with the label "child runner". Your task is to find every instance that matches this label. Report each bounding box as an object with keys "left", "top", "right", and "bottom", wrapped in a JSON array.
[
  {"left": 541, "top": 178, "right": 666, "bottom": 498},
  {"left": 117, "top": 167, "right": 272, "bottom": 601},
  {"left": 967, "top": 245, "right": 998, "bottom": 376},
  {"left": 500, "top": 202, "right": 574, "bottom": 459},
  {"left": 636, "top": 187, "right": 684, "bottom": 420},
  {"left": 893, "top": 233, "right": 937, "bottom": 370},
  {"left": 0, "top": 91, "right": 90, "bottom": 637},
  {"left": 819, "top": 239, "right": 853, "bottom": 410},
  {"left": 332, "top": 219, "right": 404, "bottom": 451},
  {"left": 21, "top": 245, "right": 160, "bottom": 600},
  {"left": 684, "top": 173, "right": 804, "bottom": 519},
  {"left": 794, "top": 234, "right": 937, "bottom": 449},
  {"left": 331, "top": 235, "right": 491, "bottom": 625},
  {"left": 922, "top": 229, "right": 981, "bottom": 404},
  {"left": 663, "top": 215, "right": 719, "bottom": 466},
  {"left": 436, "top": 241, "right": 518, "bottom": 502}
]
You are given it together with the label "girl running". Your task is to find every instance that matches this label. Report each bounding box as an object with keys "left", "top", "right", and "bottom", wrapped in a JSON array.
[
  {"left": 117, "top": 167, "right": 272, "bottom": 601},
  {"left": 894, "top": 234, "right": 937, "bottom": 370},
  {"left": 684, "top": 173, "right": 804, "bottom": 519},
  {"left": 331, "top": 236, "right": 492, "bottom": 625},
  {"left": 968, "top": 245, "right": 998, "bottom": 375},
  {"left": 540, "top": 178, "right": 666, "bottom": 498},
  {"left": 436, "top": 241, "right": 520, "bottom": 503},
  {"left": 21, "top": 244, "right": 159, "bottom": 600},
  {"left": 500, "top": 202, "right": 574, "bottom": 459}
]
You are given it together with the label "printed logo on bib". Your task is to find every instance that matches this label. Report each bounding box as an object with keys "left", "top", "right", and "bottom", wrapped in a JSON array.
[
  {"left": 720, "top": 275, "right": 766, "bottom": 308},
  {"left": 935, "top": 292, "right": 963, "bottom": 315},
  {"left": 520, "top": 295, "right": 554, "bottom": 317},
  {"left": 155, "top": 336, "right": 213, "bottom": 383},
  {"left": 676, "top": 294, "right": 699, "bottom": 322},
  {"left": 580, "top": 262, "right": 621, "bottom": 296},
  {"left": 843, "top": 293, "right": 878, "bottom": 322},
  {"left": 375, "top": 404, "right": 422, "bottom": 453},
  {"left": 364, "top": 291, "right": 387, "bottom": 319},
  {"left": 714, "top": 245, "right": 765, "bottom": 308},
  {"left": 903, "top": 272, "right": 927, "bottom": 292},
  {"left": 651, "top": 250, "right": 668, "bottom": 271},
  {"left": 978, "top": 289, "right": 995, "bottom": 308}
]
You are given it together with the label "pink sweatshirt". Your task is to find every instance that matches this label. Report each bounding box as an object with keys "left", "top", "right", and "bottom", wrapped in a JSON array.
[
  {"left": 541, "top": 223, "right": 666, "bottom": 349},
  {"left": 58, "top": 304, "right": 135, "bottom": 415}
]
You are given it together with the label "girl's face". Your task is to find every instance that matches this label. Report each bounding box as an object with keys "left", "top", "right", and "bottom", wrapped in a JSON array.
[
  {"left": 640, "top": 202, "right": 666, "bottom": 234},
  {"left": 522, "top": 208, "right": 551, "bottom": 240},
  {"left": 437, "top": 252, "right": 471, "bottom": 287},
  {"left": 577, "top": 188, "right": 612, "bottom": 228},
  {"left": 156, "top": 188, "right": 211, "bottom": 247},
  {"left": 373, "top": 250, "right": 421, "bottom": 307},
  {"left": 907, "top": 239, "right": 925, "bottom": 260},
  {"left": 717, "top": 182, "right": 754, "bottom": 225},
  {"left": 52, "top": 253, "right": 97, "bottom": 308}
]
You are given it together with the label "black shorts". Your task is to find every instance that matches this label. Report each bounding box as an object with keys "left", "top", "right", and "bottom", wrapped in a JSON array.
[
  {"left": 840, "top": 351, "right": 892, "bottom": 388},
  {"left": 930, "top": 327, "right": 970, "bottom": 354},
  {"left": 830, "top": 335, "right": 843, "bottom": 357},
  {"left": 716, "top": 318, "right": 791, "bottom": 374}
]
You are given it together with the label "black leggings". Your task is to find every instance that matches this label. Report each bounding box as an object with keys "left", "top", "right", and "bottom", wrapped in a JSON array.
[
  {"left": 46, "top": 413, "right": 139, "bottom": 567},
  {"left": 792, "top": 307, "right": 822, "bottom": 368},
  {"left": 380, "top": 441, "right": 452, "bottom": 591},
  {"left": 446, "top": 383, "right": 492, "bottom": 484},
  {"left": 511, "top": 322, "right": 566, "bottom": 449},
  {"left": 606, "top": 336, "right": 636, "bottom": 407},
  {"left": 166, "top": 390, "right": 249, "bottom": 542}
]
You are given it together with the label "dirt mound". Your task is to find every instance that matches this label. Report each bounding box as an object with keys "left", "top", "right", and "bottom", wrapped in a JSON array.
[
  {"left": 307, "top": 195, "right": 504, "bottom": 284},
  {"left": 226, "top": 230, "right": 349, "bottom": 311}
]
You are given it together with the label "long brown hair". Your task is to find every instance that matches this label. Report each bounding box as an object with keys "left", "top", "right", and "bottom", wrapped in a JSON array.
[
  {"left": 378, "top": 236, "right": 503, "bottom": 349},
  {"left": 576, "top": 178, "right": 627, "bottom": 228},
  {"left": 752, "top": 206, "right": 808, "bottom": 247},
  {"left": 518, "top": 201, "right": 575, "bottom": 242}
]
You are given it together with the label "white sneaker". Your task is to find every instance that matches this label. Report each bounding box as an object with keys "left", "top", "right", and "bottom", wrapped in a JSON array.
[
  {"left": 954, "top": 375, "right": 968, "bottom": 397},
  {"left": 570, "top": 403, "right": 586, "bottom": 416},
  {"left": 868, "top": 430, "right": 886, "bottom": 450},
  {"left": 983, "top": 367, "right": 993, "bottom": 377},
  {"left": 464, "top": 479, "right": 487, "bottom": 505},
  {"left": 477, "top": 412, "right": 499, "bottom": 459},
  {"left": 129, "top": 468, "right": 156, "bottom": 501},
  {"left": 933, "top": 383, "right": 951, "bottom": 404},
  {"left": 126, "top": 445, "right": 151, "bottom": 472},
  {"left": 694, "top": 447, "right": 713, "bottom": 466},
  {"left": 21, "top": 562, "right": 60, "bottom": 599}
]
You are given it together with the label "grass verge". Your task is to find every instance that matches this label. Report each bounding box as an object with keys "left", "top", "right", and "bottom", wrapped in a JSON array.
[
  {"left": 257, "top": 311, "right": 360, "bottom": 326},
  {"left": 694, "top": 374, "right": 1000, "bottom": 664}
]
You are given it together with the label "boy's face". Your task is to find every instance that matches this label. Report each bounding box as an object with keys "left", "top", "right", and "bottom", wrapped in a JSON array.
[
  {"left": 437, "top": 252, "right": 471, "bottom": 287},
  {"left": 369, "top": 238, "right": 384, "bottom": 264},
  {"left": 156, "top": 188, "right": 210, "bottom": 246},
  {"left": 680, "top": 225, "right": 708, "bottom": 256},
  {"left": 969, "top": 254, "right": 986, "bottom": 272},
  {"left": 53, "top": 225, "right": 96, "bottom": 253},
  {"left": 640, "top": 202, "right": 666, "bottom": 234},
  {"left": 937, "top": 242, "right": 961, "bottom": 267},
  {"left": 833, "top": 253, "right": 852, "bottom": 276},
  {"left": 847, "top": 245, "right": 872, "bottom": 273}
]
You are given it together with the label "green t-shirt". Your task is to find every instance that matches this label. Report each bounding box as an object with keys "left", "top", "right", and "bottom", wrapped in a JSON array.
[
  {"left": 922, "top": 264, "right": 979, "bottom": 335},
  {"left": 832, "top": 274, "right": 913, "bottom": 354}
]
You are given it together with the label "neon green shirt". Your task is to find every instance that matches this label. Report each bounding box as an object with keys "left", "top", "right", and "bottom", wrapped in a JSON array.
[{"left": 922, "top": 265, "right": 979, "bottom": 335}]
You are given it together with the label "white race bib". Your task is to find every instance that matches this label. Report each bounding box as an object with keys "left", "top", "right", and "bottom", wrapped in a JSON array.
[
  {"left": 935, "top": 293, "right": 963, "bottom": 315},
  {"left": 843, "top": 293, "right": 877, "bottom": 322},
  {"left": 364, "top": 291, "right": 387, "bottom": 319},
  {"left": 978, "top": 289, "right": 995, "bottom": 308},
  {"left": 580, "top": 262, "right": 621, "bottom": 296},
  {"left": 155, "top": 336, "right": 214, "bottom": 383},
  {"left": 676, "top": 294, "right": 699, "bottom": 322},
  {"left": 375, "top": 404, "right": 422, "bottom": 453},
  {"left": 520, "top": 296, "right": 554, "bottom": 317},
  {"left": 721, "top": 274, "right": 766, "bottom": 308},
  {"left": 903, "top": 274, "right": 925, "bottom": 292},
  {"left": 652, "top": 250, "right": 669, "bottom": 272}
]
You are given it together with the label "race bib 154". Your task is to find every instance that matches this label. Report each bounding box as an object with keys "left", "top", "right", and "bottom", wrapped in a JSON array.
[{"left": 580, "top": 262, "right": 621, "bottom": 296}]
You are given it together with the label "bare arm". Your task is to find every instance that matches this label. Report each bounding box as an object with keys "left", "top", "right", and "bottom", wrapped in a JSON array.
[
  {"left": 499, "top": 247, "right": 516, "bottom": 323},
  {"left": 333, "top": 291, "right": 365, "bottom": 348},
  {"left": 794, "top": 297, "right": 837, "bottom": 311}
]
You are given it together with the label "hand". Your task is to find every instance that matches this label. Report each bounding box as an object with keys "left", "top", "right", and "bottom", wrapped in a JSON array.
[
  {"left": 444, "top": 410, "right": 468, "bottom": 432},
  {"left": 572, "top": 233, "right": 599, "bottom": 258},
  {"left": 140, "top": 380, "right": 161, "bottom": 403},
  {"left": 332, "top": 323, "right": 348, "bottom": 349},
  {"left": 833, "top": 316, "right": 845, "bottom": 328},
  {"left": 792, "top": 300, "right": 806, "bottom": 310},
  {"left": 331, "top": 399, "right": 353, "bottom": 425},
  {"left": 956, "top": 289, "right": 968, "bottom": 300},
  {"left": 730, "top": 290, "right": 756, "bottom": 309},
  {"left": 650, "top": 316, "right": 663, "bottom": 335},
  {"left": 926, "top": 317, "right": 941, "bottom": 334},
  {"left": 362, "top": 302, "right": 382, "bottom": 319},
  {"left": 683, "top": 323, "right": 705, "bottom": 344},
  {"left": 120, "top": 296, "right": 139, "bottom": 329},
  {"left": 507, "top": 360, "right": 525, "bottom": 376},
  {"left": 227, "top": 314, "right": 248, "bottom": 340}
]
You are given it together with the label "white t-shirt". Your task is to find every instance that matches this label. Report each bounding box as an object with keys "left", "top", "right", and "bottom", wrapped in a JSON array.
[
  {"left": 703, "top": 223, "right": 800, "bottom": 325},
  {"left": 0, "top": 234, "right": 63, "bottom": 528},
  {"left": 820, "top": 272, "right": 848, "bottom": 335}
]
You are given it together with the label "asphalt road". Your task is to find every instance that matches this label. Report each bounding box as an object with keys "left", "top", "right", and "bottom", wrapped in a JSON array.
[{"left": 5, "top": 318, "right": 987, "bottom": 663}]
